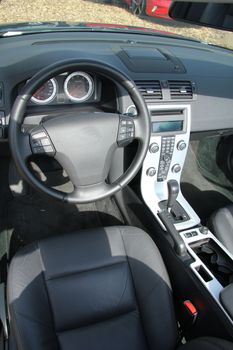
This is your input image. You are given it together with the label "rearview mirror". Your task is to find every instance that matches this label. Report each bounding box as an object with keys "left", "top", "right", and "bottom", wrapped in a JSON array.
[{"left": 170, "top": 2, "right": 233, "bottom": 31}]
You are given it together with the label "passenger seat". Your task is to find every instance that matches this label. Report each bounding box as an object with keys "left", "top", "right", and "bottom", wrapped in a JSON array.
[{"left": 209, "top": 205, "right": 233, "bottom": 255}]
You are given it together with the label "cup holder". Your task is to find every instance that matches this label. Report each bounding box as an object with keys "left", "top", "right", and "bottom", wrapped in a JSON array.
[{"left": 190, "top": 238, "right": 233, "bottom": 287}]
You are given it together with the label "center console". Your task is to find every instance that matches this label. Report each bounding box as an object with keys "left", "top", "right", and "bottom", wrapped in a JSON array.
[
  {"left": 141, "top": 104, "right": 200, "bottom": 231},
  {"left": 140, "top": 104, "right": 233, "bottom": 328},
  {"left": 181, "top": 227, "right": 233, "bottom": 325}
]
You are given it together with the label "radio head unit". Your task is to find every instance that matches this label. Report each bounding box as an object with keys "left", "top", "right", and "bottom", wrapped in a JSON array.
[{"left": 151, "top": 112, "right": 186, "bottom": 136}]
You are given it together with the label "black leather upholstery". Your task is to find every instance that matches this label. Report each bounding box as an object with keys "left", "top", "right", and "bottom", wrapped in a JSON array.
[
  {"left": 7, "top": 226, "right": 178, "bottom": 350},
  {"left": 7, "top": 226, "right": 233, "bottom": 350},
  {"left": 179, "top": 337, "right": 233, "bottom": 350},
  {"left": 209, "top": 205, "right": 233, "bottom": 255}
]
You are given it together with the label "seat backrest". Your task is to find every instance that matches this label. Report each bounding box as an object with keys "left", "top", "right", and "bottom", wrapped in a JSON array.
[{"left": 7, "top": 226, "right": 179, "bottom": 350}]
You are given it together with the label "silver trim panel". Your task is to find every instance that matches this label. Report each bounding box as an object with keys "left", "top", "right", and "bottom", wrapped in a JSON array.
[{"left": 141, "top": 104, "right": 200, "bottom": 231}]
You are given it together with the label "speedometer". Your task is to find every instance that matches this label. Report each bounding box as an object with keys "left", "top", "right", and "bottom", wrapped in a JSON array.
[
  {"left": 31, "top": 78, "right": 57, "bottom": 104},
  {"left": 64, "top": 72, "right": 94, "bottom": 102}
]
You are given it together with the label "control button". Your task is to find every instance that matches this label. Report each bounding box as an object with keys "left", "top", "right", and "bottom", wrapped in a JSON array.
[
  {"left": 149, "top": 143, "right": 159, "bottom": 153},
  {"left": 119, "top": 126, "right": 127, "bottom": 133},
  {"left": 117, "top": 116, "right": 135, "bottom": 147},
  {"left": 172, "top": 164, "right": 181, "bottom": 173},
  {"left": 146, "top": 167, "right": 156, "bottom": 177},
  {"left": 33, "top": 147, "right": 44, "bottom": 154},
  {"left": 199, "top": 226, "right": 209, "bottom": 235},
  {"left": 163, "top": 153, "right": 170, "bottom": 162},
  {"left": 177, "top": 140, "right": 187, "bottom": 151},
  {"left": 158, "top": 136, "right": 175, "bottom": 181},
  {"left": 43, "top": 145, "right": 54, "bottom": 153},
  {"left": 118, "top": 134, "right": 127, "bottom": 141},
  {"left": 41, "top": 138, "right": 51, "bottom": 146},
  {"left": 126, "top": 120, "right": 133, "bottom": 125},
  {"left": 191, "top": 231, "right": 198, "bottom": 237},
  {"left": 32, "top": 132, "right": 47, "bottom": 139},
  {"left": 32, "top": 139, "right": 42, "bottom": 147},
  {"left": 30, "top": 130, "right": 55, "bottom": 156},
  {"left": 184, "top": 232, "right": 192, "bottom": 238},
  {"left": 184, "top": 231, "right": 198, "bottom": 238}
]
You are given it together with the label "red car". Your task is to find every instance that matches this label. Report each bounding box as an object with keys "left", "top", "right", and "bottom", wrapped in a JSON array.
[{"left": 123, "top": 0, "right": 172, "bottom": 18}]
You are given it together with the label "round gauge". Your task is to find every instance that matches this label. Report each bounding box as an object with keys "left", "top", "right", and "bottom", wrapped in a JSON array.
[
  {"left": 64, "top": 72, "right": 94, "bottom": 102},
  {"left": 31, "top": 78, "right": 57, "bottom": 105}
]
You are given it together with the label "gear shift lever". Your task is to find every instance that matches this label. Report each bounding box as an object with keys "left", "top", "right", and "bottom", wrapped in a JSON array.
[{"left": 167, "top": 180, "right": 179, "bottom": 211}]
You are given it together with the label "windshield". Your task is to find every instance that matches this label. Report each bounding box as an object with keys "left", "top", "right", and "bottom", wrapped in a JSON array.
[{"left": 0, "top": 0, "right": 232, "bottom": 49}]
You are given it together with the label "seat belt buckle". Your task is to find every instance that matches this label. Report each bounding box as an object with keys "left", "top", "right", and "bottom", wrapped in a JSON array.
[{"left": 183, "top": 300, "right": 198, "bottom": 325}]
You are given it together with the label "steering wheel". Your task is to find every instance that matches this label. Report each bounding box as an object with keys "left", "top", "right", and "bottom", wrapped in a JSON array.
[{"left": 9, "top": 60, "right": 151, "bottom": 204}]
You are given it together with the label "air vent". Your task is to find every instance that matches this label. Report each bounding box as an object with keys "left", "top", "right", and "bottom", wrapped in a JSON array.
[
  {"left": 168, "top": 81, "right": 193, "bottom": 100},
  {"left": 135, "top": 80, "right": 162, "bottom": 102}
]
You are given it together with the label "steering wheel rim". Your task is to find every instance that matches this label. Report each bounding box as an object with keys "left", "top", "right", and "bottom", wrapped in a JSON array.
[{"left": 9, "top": 59, "right": 151, "bottom": 204}]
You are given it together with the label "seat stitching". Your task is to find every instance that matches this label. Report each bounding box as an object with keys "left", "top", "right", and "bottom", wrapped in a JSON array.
[
  {"left": 7, "top": 243, "right": 38, "bottom": 350},
  {"left": 45, "top": 260, "right": 127, "bottom": 282},
  {"left": 114, "top": 262, "right": 129, "bottom": 311},
  {"left": 57, "top": 308, "right": 138, "bottom": 335},
  {"left": 14, "top": 311, "right": 55, "bottom": 329},
  {"left": 38, "top": 242, "right": 60, "bottom": 349},
  {"left": 118, "top": 227, "right": 151, "bottom": 350}
]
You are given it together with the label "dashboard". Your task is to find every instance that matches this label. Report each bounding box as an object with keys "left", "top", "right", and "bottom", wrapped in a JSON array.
[{"left": 1, "top": 30, "right": 233, "bottom": 137}]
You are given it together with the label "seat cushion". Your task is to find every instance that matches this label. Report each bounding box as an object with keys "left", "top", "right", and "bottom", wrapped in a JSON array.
[
  {"left": 209, "top": 205, "right": 233, "bottom": 255},
  {"left": 179, "top": 337, "right": 233, "bottom": 350},
  {"left": 7, "top": 226, "right": 178, "bottom": 350}
]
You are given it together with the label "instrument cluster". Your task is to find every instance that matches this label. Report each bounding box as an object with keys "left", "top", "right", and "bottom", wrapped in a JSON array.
[{"left": 27, "top": 71, "right": 97, "bottom": 106}]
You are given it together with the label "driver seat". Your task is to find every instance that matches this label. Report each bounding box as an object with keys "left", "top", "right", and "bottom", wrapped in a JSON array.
[{"left": 7, "top": 226, "right": 233, "bottom": 350}]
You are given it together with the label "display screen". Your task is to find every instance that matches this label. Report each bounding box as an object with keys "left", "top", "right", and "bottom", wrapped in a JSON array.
[{"left": 152, "top": 120, "right": 183, "bottom": 133}]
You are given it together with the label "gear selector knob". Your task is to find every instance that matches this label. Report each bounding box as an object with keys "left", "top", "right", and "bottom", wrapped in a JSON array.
[{"left": 167, "top": 179, "right": 179, "bottom": 211}]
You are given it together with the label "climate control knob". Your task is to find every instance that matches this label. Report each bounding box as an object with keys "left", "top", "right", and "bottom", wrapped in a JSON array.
[
  {"left": 200, "top": 226, "right": 209, "bottom": 235},
  {"left": 177, "top": 140, "right": 187, "bottom": 151},
  {"left": 146, "top": 167, "right": 156, "bottom": 177},
  {"left": 172, "top": 164, "right": 181, "bottom": 173},
  {"left": 149, "top": 143, "right": 159, "bottom": 153}
]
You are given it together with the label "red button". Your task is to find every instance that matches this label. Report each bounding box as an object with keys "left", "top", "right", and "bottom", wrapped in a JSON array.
[{"left": 183, "top": 300, "right": 198, "bottom": 316}]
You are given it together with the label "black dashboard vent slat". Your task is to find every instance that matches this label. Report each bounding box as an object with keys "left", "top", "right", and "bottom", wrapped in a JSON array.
[
  {"left": 168, "top": 80, "right": 193, "bottom": 100},
  {"left": 135, "top": 80, "right": 162, "bottom": 102}
]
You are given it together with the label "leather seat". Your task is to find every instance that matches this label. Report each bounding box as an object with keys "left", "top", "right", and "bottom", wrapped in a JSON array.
[
  {"left": 7, "top": 226, "right": 233, "bottom": 350},
  {"left": 209, "top": 205, "right": 233, "bottom": 255}
]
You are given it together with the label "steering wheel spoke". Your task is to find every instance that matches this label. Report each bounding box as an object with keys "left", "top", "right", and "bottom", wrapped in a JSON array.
[
  {"left": 18, "top": 132, "right": 34, "bottom": 161},
  {"left": 66, "top": 182, "right": 120, "bottom": 204}
]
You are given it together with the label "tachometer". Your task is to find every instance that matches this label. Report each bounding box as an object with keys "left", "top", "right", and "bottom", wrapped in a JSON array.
[
  {"left": 31, "top": 78, "right": 57, "bottom": 104},
  {"left": 64, "top": 72, "right": 94, "bottom": 102}
]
